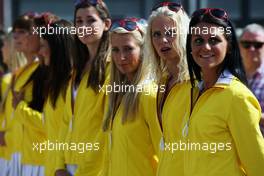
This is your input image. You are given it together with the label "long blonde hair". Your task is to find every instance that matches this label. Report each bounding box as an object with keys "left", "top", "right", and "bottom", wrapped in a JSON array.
[
  {"left": 143, "top": 6, "right": 190, "bottom": 83},
  {"left": 3, "top": 31, "right": 27, "bottom": 72},
  {"left": 0, "top": 31, "right": 27, "bottom": 111},
  {"left": 103, "top": 22, "right": 147, "bottom": 131}
]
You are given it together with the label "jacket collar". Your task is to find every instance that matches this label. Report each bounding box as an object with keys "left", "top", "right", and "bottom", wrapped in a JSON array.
[{"left": 198, "top": 70, "right": 234, "bottom": 91}]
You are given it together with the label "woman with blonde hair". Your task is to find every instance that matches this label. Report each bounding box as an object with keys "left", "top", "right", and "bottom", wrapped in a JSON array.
[
  {"left": 143, "top": 2, "right": 191, "bottom": 175},
  {"left": 1, "top": 31, "right": 27, "bottom": 73},
  {"left": 0, "top": 31, "right": 27, "bottom": 176},
  {"left": 95, "top": 17, "right": 162, "bottom": 176},
  {"left": 0, "top": 31, "right": 27, "bottom": 106},
  {"left": 0, "top": 12, "right": 58, "bottom": 176},
  {"left": 0, "top": 31, "right": 27, "bottom": 108}
]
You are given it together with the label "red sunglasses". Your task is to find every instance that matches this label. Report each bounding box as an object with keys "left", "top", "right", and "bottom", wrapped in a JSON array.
[
  {"left": 110, "top": 18, "right": 147, "bottom": 34},
  {"left": 152, "top": 2, "right": 183, "bottom": 13},
  {"left": 192, "top": 8, "right": 229, "bottom": 21}
]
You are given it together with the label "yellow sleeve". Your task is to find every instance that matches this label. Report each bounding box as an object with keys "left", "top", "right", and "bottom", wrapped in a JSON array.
[
  {"left": 54, "top": 106, "right": 69, "bottom": 170},
  {"left": 15, "top": 101, "right": 45, "bottom": 133},
  {"left": 1, "top": 73, "right": 12, "bottom": 96},
  {"left": 141, "top": 84, "right": 162, "bottom": 155},
  {"left": 0, "top": 114, "right": 4, "bottom": 130},
  {"left": 228, "top": 91, "right": 264, "bottom": 176},
  {"left": 0, "top": 73, "right": 12, "bottom": 129},
  {"left": 55, "top": 85, "right": 72, "bottom": 170},
  {"left": 75, "top": 90, "right": 109, "bottom": 176}
]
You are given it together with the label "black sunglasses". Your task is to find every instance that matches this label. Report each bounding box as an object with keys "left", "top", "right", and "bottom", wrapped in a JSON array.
[
  {"left": 152, "top": 2, "right": 183, "bottom": 13},
  {"left": 74, "top": 0, "right": 102, "bottom": 6},
  {"left": 240, "top": 41, "right": 264, "bottom": 49}
]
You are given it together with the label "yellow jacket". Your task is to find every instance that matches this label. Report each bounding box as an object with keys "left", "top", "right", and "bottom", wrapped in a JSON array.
[
  {"left": 12, "top": 84, "right": 69, "bottom": 173},
  {"left": 55, "top": 71, "right": 110, "bottom": 175},
  {"left": 184, "top": 71, "right": 264, "bottom": 176},
  {"left": 14, "top": 100, "right": 46, "bottom": 165},
  {"left": 4, "top": 62, "right": 39, "bottom": 160},
  {"left": 157, "top": 81, "right": 191, "bottom": 176},
  {"left": 0, "top": 73, "right": 12, "bottom": 158},
  {"left": 102, "top": 82, "right": 161, "bottom": 176},
  {"left": 43, "top": 94, "right": 68, "bottom": 176}
]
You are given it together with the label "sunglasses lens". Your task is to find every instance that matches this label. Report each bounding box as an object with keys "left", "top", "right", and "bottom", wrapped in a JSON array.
[
  {"left": 152, "top": 2, "right": 182, "bottom": 12},
  {"left": 241, "top": 41, "right": 264, "bottom": 49},
  {"left": 74, "top": 0, "right": 97, "bottom": 6},
  {"left": 211, "top": 9, "right": 226, "bottom": 19},
  {"left": 110, "top": 20, "right": 137, "bottom": 31},
  {"left": 124, "top": 21, "right": 137, "bottom": 31},
  {"left": 90, "top": 0, "right": 98, "bottom": 5},
  {"left": 138, "top": 19, "right": 147, "bottom": 27},
  {"left": 74, "top": 0, "right": 81, "bottom": 6},
  {"left": 254, "top": 43, "right": 264, "bottom": 49},
  {"left": 152, "top": 3, "right": 161, "bottom": 11},
  {"left": 168, "top": 3, "right": 182, "bottom": 12},
  {"left": 192, "top": 9, "right": 206, "bottom": 17},
  {"left": 241, "top": 42, "right": 250, "bottom": 49}
]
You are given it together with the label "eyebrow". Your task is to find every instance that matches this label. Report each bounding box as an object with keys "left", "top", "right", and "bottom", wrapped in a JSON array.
[
  {"left": 76, "top": 15, "right": 94, "bottom": 19},
  {"left": 192, "top": 34, "right": 202, "bottom": 37},
  {"left": 152, "top": 30, "right": 161, "bottom": 33}
]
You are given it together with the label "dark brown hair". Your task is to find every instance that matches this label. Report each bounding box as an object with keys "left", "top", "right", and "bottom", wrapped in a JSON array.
[{"left": 73, "top": 1, "right": 111, "bottom": 91}]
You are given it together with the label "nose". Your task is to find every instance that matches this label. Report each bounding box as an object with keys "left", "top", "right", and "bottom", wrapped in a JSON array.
[
  {"left": 116, "top": 51, "right": 126, "bottom": 61},
  {"left": 202, "top": 42, "right": 211, "bottom": 51},
  {"left": 248, "top": 45, "right": 256, "bottom": 51},
  {"left": 162, "top": 36, "right": 169, "bottom": 43},
  {"left": 13, "top": 32, "right": 19, "bottom": 40},
  {"left": 38, "top": 49, "right": 43, "bottom": 56}
]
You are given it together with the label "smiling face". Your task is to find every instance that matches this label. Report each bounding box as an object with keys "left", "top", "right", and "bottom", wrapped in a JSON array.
[
  {"left": 111, "top": 33, "right": 141, "bottom": 80},
  {"left": 191, "top": 22, "right": 228, "bottom": 73},
  {"left": 75, "top": 6, "right": 109, "bottom": 46},
  {"left": 151, "top": 15, "right": 178, "bottom": 62}
]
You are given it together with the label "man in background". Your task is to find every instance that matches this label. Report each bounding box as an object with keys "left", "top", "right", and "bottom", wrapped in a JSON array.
[{"left": 239, "top": 23, "right": 264, "bottom": 136}]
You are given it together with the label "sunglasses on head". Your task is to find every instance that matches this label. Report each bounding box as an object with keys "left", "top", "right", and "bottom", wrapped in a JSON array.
[
  {"left": 152, "top": 2, "right": 183, "bottom": 13},
  {"left": 23, "top": 11, "right": 40, "bottom": 19},
  {"left": 240, "top": 41, "right": 264, "bottom": 49},
  {"left": 192, "top": 8, "right": 229, "bottom": 21},
  {"left": 110, "top": 18, "right": 147, "bottom": 34},
  {"left": 74, "top": 0, "right": 102, "bottom": 6}
]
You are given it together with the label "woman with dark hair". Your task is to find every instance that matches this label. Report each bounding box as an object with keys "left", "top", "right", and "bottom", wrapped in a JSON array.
[
  {"left": 184, "top": 8, "right": 264, "bottom": 175},
  {"left": 0, "top": 12, "right": 58, "bottom": 176},
  {"left": 13, "top": 19, "right": 74, "bottom": 176},
  {"left": 0, "top": 12, "right": 41, "bottom": 176},
  {"left": 55, "top": 0, "right": 111, "bottom": 175}
]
